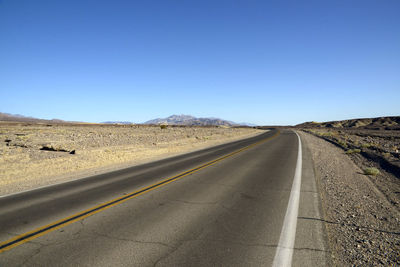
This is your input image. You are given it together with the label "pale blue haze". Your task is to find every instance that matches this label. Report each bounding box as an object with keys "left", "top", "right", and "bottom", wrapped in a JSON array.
[{"left": 1, "top": 0, "right": 399, "bottom": 125}]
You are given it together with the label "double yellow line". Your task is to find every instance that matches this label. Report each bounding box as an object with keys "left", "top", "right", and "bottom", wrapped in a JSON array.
[{"left": 0, "top": 130, "right": 280, "bottom": 253}]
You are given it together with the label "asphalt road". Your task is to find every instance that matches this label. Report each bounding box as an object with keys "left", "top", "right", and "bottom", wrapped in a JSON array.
[{"left": 0, "top": 129, "right": 328, "bottom": 266}]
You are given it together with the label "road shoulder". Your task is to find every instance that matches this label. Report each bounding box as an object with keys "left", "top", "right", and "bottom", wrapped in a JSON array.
[{"left": 292, "top": 131, "right": 330, "bottom": 266}]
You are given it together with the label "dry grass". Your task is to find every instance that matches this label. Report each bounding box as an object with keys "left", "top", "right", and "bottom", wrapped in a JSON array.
[{"left": 345, "top": 148, "right": 361, "bottom": 154}]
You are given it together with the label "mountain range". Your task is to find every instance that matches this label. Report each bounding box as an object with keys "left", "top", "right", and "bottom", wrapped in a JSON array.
[
  {"left": 101, "top": 121, "right": 134, "bottom": 125},
  {"left": 144, "top": 115, "right": 255, "bottom": 126},
  {"left": 2, "top": 112, "right": 398, "bottom": 129},
  {"left": 0, "top": 112, "right": 255, "bottom": 126},
  {"left": 0, "top": 112, "right": 66, "bottom": 123}
]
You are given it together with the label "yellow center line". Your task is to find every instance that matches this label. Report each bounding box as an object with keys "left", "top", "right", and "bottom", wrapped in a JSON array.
[{"left": 0, "top": 130, "right": 280, "bottom": 253}]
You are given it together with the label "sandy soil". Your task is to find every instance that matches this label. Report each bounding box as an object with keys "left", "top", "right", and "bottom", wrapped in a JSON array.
[
  {"left": 0, "top": 124, "right": 263, "bottom": 196},
  {"left": 299, "top": 131, "right": 399, "bottom": 266}
]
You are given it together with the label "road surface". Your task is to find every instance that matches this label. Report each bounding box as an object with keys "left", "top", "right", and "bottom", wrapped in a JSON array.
[{"left": 0, "top": 129, "right": 328, "bottom": 266}]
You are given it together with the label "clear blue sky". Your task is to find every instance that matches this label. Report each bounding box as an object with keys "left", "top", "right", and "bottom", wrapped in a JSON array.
[{"left": 1, "top": 0, "right": 399, "bottom": 125}]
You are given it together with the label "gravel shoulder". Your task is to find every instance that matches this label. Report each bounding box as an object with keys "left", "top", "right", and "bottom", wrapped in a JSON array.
[
  {"left": 0, "top": 124, "right": 264, "bottom": 196},
  {"left": 298, "top": 131, "right": 400, "bottom": 266}
]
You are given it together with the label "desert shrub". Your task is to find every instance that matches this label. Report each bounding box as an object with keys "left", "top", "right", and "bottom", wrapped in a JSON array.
[
  {"left": 308, "top": 130, "right": 336, "bottom": 137},
  {"left": 346, "top": 149, "right": 361, "bottom": 154},
  {"left": 361, "top": 143, "right": 372, "bottom": 148},
  {"left": 320, "top": 132, "right": 331, "bottom": 137},
  {"left": 338, "top": 140, "right": 348, "bottom": 149},
  {"left": 363, "top": 167, "right": 380, "bottom": 176},
  {"left": 160, "top": 125, "right": 167, "bottom": 129},
  {"left": 324, "top": 131, "right": 339, "bottom": 137}
]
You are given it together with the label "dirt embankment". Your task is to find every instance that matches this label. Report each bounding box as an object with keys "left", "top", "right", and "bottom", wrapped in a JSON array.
[
  {"left": 0, "top": 124, "right": 263, "bottom": 196},
  {"left": 299, "top": 131, "right": 399, "bottom": 266},
  {"left": 303, "top": 128, "right": 400, "bottom": 210}
]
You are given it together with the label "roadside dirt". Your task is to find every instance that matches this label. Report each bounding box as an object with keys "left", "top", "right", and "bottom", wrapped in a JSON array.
[
  {"left": 0, "top": 123, "right": 263, "bottom": 196},
  {"left": 303, "top": 128, "right": 400, "bottom": 212},
  {"left": 299, "top": 131, "right": 400, "bottom": 266}
]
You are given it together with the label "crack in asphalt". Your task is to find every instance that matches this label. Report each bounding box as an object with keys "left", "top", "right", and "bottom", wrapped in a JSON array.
[
  {"left": 191, "top": 181, "right": 236, "bottom": 188},
  {"left": 152, "top": 219, "right": 210, "bottom": 267},
  {"left": 18, "top": 245, "right": 43, "bottom": 267},
  {"left": 89, "top": 230, "right": 174, "bottom": 249},
  {"left": 180, "top": 237, "right": 278, "bottom": 248},
  {"left": 167, "top": 199, "right": 219, "bottom": 205}
]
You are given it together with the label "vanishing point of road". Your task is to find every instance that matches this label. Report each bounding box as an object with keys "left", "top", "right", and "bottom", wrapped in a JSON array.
[{"left": 0, "top": 129, "right": 329, "bottom": 266}]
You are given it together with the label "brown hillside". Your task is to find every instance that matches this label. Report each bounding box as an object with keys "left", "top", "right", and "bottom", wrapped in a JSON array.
[{"left": 296, "top": 116, "right": 400, "bottom": 130}]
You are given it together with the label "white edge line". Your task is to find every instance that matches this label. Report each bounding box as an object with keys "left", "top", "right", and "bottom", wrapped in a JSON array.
[{"left": 272, "top": 131, "right": 302, "bottom": 267}]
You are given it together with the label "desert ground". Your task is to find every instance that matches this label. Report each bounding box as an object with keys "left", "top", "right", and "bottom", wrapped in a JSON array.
[
  {"left": 0, "top": 123, "right": 263, "bottom": 195},
  {"left": 303, "top": 128, "right": 400, "bottom": 209},
  {"left": 299, "top": 128, "right": 400, "bottom": 265}
]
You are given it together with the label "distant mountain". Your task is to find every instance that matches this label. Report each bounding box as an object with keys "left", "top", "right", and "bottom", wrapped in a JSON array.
[
  {"left": 0, "top": 112, "right": 257, "bottom": 127},
  {"left": 144, "top": 114, "right": 254, "bottom": 126},
  {"left": 296, "top": 116, "right": 400, "bottom": 130},
  {"left": 0, "top": 112, "right": 66, "bottom": 123},
  {"left": 102, "top": 121, "right": 134, "bottom": 125},
  {"left": 239, "top": 122, "right": 257, "bottom": 127}
]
